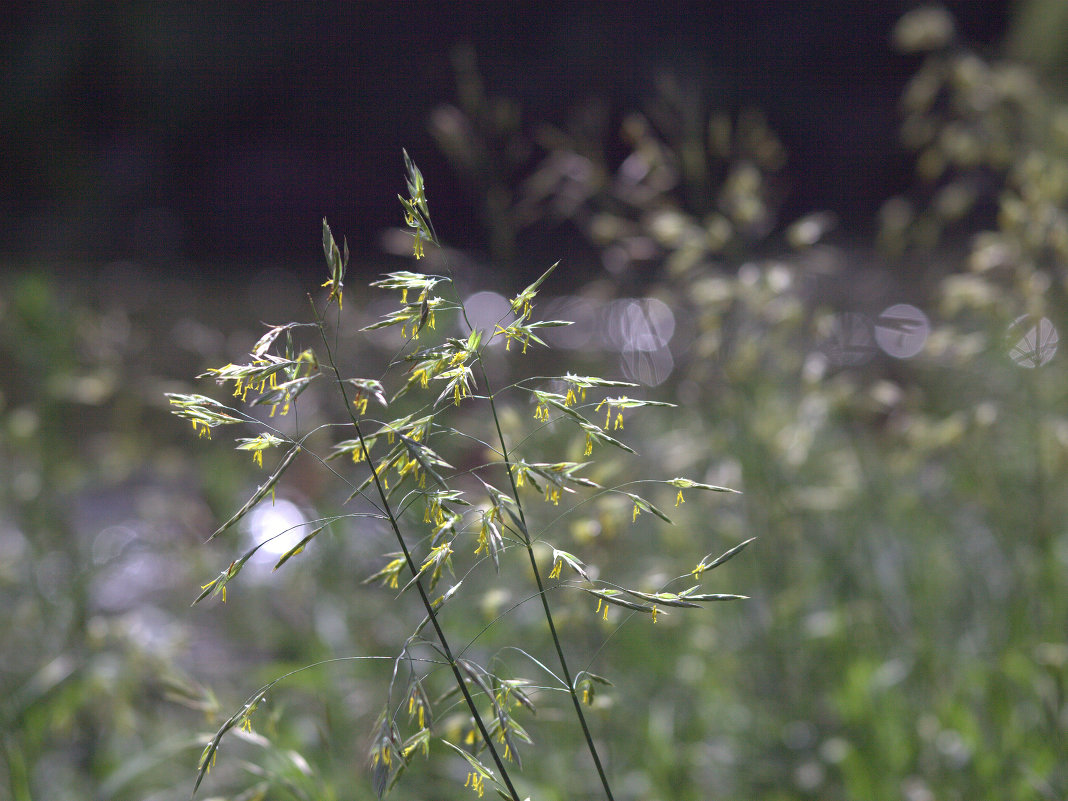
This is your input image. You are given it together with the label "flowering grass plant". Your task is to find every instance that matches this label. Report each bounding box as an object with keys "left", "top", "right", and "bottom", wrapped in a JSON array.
[{"left": 168, "top": 151, "right": 749, "bottom": 800}]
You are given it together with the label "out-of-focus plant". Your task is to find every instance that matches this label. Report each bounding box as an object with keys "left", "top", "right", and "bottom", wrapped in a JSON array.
[
  {"left": 1006, "top": 0, "right": 1068, "bottom": 81},
  {"left": 548, "top": 95, "right": 788, "bottom": 279},
  {"left": 171, "top": 152, "right": 749, "bottom": 800},
  {"left": 648, "top": 9, "right": 1068, "bottom": 799},
  {"left": 643, "top": 249, "right": 1066, "bottom": 798},
  {"left": 432, "top": 52, "right": 788, "bottom": 280},
  {"left": 429, "top": 43, "right": 536, "bottom": 268},
  {"left": 0, "top": 273, "right": 228, "bottom": 801},
  {"left": 432, "top": 8, "right": 1068, "bottom": 799},
  {"left": 883, "top": 4, "right": 1068, "bottom": 301}
]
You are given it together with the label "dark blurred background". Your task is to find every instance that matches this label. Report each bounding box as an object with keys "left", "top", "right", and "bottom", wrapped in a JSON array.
[{"left": 2, "top": 1, "right": 1011, "bottom": 271}]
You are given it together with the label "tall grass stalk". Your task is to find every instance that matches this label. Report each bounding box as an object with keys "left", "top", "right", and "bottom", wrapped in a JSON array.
[{"left": 168, "top": 151, "right": 749, "bottom": 800}]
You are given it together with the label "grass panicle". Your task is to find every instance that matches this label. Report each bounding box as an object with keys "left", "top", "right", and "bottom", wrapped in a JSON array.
[{"left": 170, "top": 152, "right": 748, "bottom": 800}]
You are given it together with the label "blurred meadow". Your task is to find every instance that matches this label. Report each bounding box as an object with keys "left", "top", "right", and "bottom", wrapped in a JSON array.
[{"left": 4, "top": 3, "right": 1068, "bottom": 800}]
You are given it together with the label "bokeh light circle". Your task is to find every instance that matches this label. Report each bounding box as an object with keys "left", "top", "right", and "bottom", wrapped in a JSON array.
[
  {"left": 1007, "top": 315, "right": 1058, "bottom": 368},
  {"left": 874, "top": 303, "right": 929, "bottom": 359}
]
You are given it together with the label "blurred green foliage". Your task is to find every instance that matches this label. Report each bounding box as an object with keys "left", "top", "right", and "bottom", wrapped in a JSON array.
[{"left": 4, "top": 6, "right": 1068, "bottom": 800}]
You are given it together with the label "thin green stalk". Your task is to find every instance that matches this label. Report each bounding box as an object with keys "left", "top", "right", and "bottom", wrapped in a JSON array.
[
  {"left": 425, "top": 203, "right": 613, "bottom": 796},
  {"left": 2, "top": 736, "right": 31, "bottom": 801},
  {"left": 313, "top": 302, "right": 521, "bottom": 801},
  {"left": 474, "top": 355, "right": 616, "bottom": 801}
]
